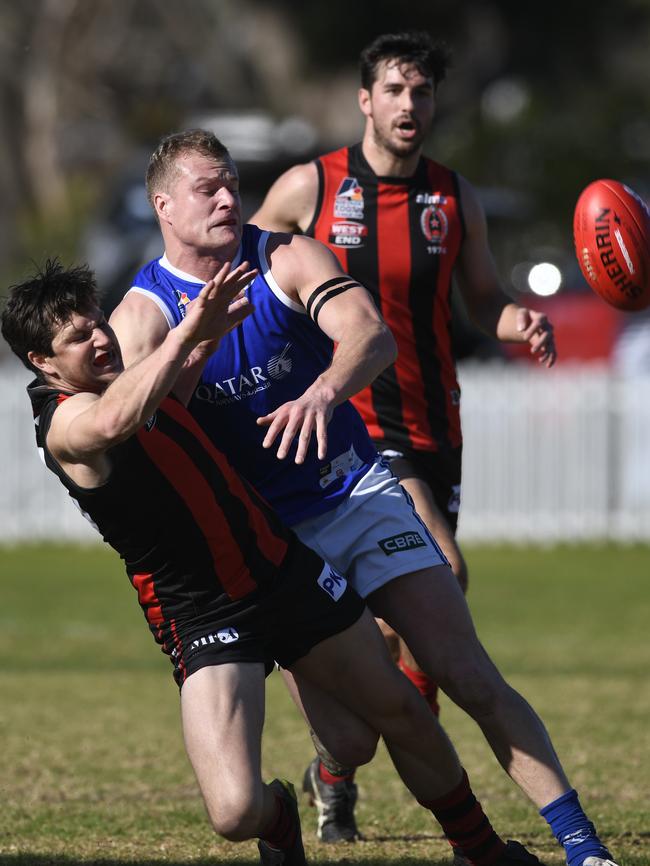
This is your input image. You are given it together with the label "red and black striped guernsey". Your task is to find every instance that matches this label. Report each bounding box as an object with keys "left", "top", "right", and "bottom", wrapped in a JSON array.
[
  {"left": 307, "top": 143, "right": 465, "bottom": 452},
  {"left": 28, "top": 381, "right": 294, "bottom": 654}
]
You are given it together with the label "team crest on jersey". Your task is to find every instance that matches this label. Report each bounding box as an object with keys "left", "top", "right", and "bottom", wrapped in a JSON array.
[
  {"left": 420, "top": 203, "right": 448, "bottom": 253},
  {"left": 173, "top": 288, "right": 192, "bottom": 318},
  {"left": 334, "top": 177, "right": 364, "bottom": 219},
  {"left": 329, "top": 220, "right": 368, "bottom": 248}
]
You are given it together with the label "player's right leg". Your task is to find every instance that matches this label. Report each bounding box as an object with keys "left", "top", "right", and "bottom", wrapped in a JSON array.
[
  {"left": 181, "top": 663, "right": 306, "bottom": 863},
  {"left": 395, "top": 469, "right": 467, "bottom": 591},
  {"left": 289, "top": 454, "right": 462, "bottom": 839},
  {"left": 181, "top": 662, "right": 269, "bottom": 840},
  {"left": 392, "top": 469, "right": 467, "bottom": 716}
]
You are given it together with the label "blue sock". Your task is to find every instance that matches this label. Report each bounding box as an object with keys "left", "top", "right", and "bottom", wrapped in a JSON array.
[{"left": 540, "top": 790, "right": 611, "bottom": 866}]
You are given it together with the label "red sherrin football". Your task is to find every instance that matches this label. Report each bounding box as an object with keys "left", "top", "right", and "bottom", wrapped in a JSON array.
[{"left": 573, "top": 179, "right": 650, "bottom": 311}]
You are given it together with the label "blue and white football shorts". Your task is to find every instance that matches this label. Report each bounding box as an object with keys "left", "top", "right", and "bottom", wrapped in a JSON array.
[{"left": 292, "top": 456, "right": 449, "bottom": 598}]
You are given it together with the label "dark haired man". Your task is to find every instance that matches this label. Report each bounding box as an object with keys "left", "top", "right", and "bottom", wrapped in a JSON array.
[
  {"left": 4, "top": 259, "right": 555, "bottom": 866},
  {"left": 109, "top": 122, "right": 614, "bottom": 866},
  {"left": 251, "top": 29, "right": 561, "bottom": 840}
]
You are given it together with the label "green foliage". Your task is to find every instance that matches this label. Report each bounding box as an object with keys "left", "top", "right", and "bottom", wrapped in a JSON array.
[{"left": 0, "top": 543, "right": 648, "bottom": 865}]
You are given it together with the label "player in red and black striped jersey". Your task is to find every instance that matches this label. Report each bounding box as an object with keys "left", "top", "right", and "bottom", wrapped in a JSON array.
[
  {"left": 307, "top": 143, "right": 465, "bottom": 462},
  {"left": 250, "top": 31, "right": 618, "bottom": 866},
  {"left": 253, "top": 33, "right": 556, "bottom": 700},
  {"left": 3, "top": 259, "right": 557, "bottom": 866},
  {"left": 253, "top": 32, "right": 555, "bottom": 618}
]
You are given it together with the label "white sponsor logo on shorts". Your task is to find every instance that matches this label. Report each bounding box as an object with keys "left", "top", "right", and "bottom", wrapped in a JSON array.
[
  {"left": 448, "top": 484, "right": 461, "bottom": 514},
  {"left": 378, "top": 532, "right": 427, "bottom": 555},
  {"left": 317, "top": 565, "right": 347, "bottom": 601},
  {"left": 190, "top": 627, "right": 240, "bottom": 650}
]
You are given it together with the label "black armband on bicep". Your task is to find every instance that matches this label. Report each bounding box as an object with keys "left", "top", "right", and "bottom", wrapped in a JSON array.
[{"left": 305, "top": 277, "right": 362, "bottom": 326}]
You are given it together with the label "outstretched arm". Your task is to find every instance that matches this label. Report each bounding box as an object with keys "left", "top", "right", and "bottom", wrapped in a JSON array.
[
  {"left": 256, "top": 234, "right": 397, "bottom": 463},
  {"left": 109, "top": 267, "right": 256, "bottom": 404},
  {"left": 249, "top": 162, "right": 319, "bottom": 233},
  {"left": 455, "top": 175, "right": 556, "bottom": 367},
  {"left": 48, "top": 262, "right": 255, "bottom": 483}
]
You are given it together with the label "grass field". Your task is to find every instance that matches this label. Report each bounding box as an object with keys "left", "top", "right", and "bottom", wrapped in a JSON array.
[{"left": 1, "top": 543, "right": 648, "bottom": 866}]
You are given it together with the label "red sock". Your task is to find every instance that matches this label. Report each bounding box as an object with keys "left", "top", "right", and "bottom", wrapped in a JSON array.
[
  {"left": 319, "top": 760, "right": 356, "bottom": 785},
  {"left": 398, "top": 656, "right": 441, "bottom": 716},
  {"left": 419, "top": 769, "right": 506, "bottom": 866},
  {"left": 260, "top": 792, "right": 297, "bottom": 850}
]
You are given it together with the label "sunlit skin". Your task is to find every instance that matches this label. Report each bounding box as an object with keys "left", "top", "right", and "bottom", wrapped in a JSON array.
[
  {"left": 359, "top": 59, "right": 436, "bottom": 177},
  {"left": 154, "top": 152, "right": 243, "bottom": 280},
  {"left": 30, "top": 307, "right": 123, "bottom": 394}
]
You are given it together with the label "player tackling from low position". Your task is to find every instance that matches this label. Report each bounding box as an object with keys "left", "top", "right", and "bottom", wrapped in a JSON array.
[
  {"left": 252, "top": 28, "right": 559, "bottom": 836},
  {"left": 3, "top": 260, "right": 554, "bottom": 866},
  {"left": 108, "top": 127, "right": 617, "bottom": 866}
]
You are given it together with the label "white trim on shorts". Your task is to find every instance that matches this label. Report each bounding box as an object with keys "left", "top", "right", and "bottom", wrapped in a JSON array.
[{"left": 292, "top": 456, "right": 449, "bottom": 598}]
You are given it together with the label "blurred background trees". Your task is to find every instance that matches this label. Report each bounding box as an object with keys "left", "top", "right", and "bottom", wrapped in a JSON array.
[{"left": 1, "top": 0, "right": 649, "bottom": 330}]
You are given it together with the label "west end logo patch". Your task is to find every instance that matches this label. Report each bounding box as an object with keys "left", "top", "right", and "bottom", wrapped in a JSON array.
[
  {"left": 329, "top": 220, "right": 368, "bottom": 248},
  {"left": 378, "top": 532, "right": 427, "bottom": 555}
]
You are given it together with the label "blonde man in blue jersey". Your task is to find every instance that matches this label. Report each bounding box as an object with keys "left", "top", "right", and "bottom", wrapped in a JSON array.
[{"left": 109, "top": 129, "right": 617, "bottom": 866}]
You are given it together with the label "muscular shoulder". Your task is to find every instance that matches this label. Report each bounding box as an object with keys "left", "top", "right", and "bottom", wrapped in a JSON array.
[
  {"left": 251, "top": 162, "right": 319, "bottom": 233},
  {"left": 110, "top": 291, "right": 171, "bottom": 367},
  {"left": 46, "top": 392, "right": 100, "bottom": 457},
  {"left": 264, "top": 232, "right": 344, "bottom": 304},
  {"left": 266, "top": 232, "right": 337, "bottom": 272}
]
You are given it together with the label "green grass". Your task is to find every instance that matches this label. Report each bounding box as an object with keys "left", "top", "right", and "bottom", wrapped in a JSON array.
[{"left": 1, "top": 543, "right": 648, "bottom": 865}]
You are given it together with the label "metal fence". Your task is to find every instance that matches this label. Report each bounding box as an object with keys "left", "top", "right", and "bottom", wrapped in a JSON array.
[{"left": 1, "top": 359, "right": 649, "bottom": 544}]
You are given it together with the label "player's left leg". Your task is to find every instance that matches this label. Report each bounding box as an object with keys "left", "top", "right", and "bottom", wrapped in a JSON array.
[
  {"left": 385, "top": 448, "right": 468, "bottom": 717},
  {"left": 280, "top": 664, "right": 377, "bottom": 844},
  {"left": 180, "top": 662, "right": 305, "bottom": 862},
  {"left": 368, "top": 566, "right": 618, "bottom": 866}
]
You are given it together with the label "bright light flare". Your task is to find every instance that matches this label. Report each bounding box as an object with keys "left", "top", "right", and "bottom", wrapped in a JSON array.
[{"left": 528, "top": 262, "right": 562, "bottom": 296}]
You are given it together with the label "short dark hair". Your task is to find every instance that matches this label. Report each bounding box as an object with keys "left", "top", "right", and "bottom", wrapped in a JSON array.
[
  {"left": 359, "top": 31, "right": 451, "bottom": 90},
  {"left": 1, "top": 259, "right": 98, "bottom": 373},
  {"left": 146, "top": 128, "right": 232, "bottom": 207}
]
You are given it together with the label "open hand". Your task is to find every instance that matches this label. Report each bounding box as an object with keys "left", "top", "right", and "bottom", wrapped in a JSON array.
[
  {"left": 179, "top": 260, "right": 257, "bottom": 348},
  {"left": 256, "top": 387, "right": 335, "bottom": 463},
  {"left": 516, "top": 308, "right": 557, "bottom": 367}
]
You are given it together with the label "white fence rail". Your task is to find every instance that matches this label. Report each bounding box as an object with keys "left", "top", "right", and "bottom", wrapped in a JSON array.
[
  {"left": 458, "top": 362, "right": 650, "bottom": 542},
  {"left": 0, "top": 360, "right": 649, "bottom": 544}
]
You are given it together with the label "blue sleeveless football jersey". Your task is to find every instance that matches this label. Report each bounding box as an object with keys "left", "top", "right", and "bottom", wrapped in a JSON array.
[{"left": 127, "top": 224, "right": 377, "bottom": 524}]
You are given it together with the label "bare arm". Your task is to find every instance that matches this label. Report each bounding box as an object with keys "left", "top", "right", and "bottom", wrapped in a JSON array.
[
  {"left": 257, "top": 234, "right": 397, "bottom": 463},
  {"left": 249, "top": 162, "right": 319, "bottom": 233},
  {"left": 455, "top": 175, "right": 556, "bottom": 367},
  {"left": 109, "top": 270, "right": 256, "bottom": 404},
  {"left": 49, "top": 264, "right": 255, "bottom": 485}
]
